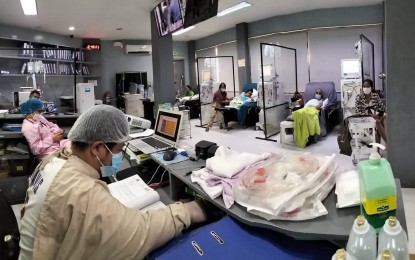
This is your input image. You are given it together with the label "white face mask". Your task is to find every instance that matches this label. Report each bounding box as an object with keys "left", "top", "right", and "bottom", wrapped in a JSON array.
[
  {"left": 220, "top": 88, "right": 226, "bottom": 93},
  {"left": 32, "top": 113, "right": 45, "bottom": 122},
  {"left": 363, "top": 88, "right": 372, "bottom": 95}
]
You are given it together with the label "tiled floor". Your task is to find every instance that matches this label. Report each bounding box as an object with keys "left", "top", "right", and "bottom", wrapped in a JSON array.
[{"left": 12, "top": 119, "right": 414, "bottom": 253}]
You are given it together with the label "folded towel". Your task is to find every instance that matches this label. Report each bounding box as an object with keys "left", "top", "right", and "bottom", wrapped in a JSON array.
[{"left": 206, "top": 146, "right": 271, "bottom": 178}]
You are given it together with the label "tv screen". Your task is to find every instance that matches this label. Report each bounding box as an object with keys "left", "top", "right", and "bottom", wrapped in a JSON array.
[
  {"left": 184, "top": 0, "right": 219, "bottom": 28},
  {"left": 154, "top": 0, "right": 184, "bottom": 37}
]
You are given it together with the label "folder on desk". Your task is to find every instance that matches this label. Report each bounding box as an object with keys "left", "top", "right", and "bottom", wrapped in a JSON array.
[{"left": 149, "top": 216, "right": 337, "bottom": 260}]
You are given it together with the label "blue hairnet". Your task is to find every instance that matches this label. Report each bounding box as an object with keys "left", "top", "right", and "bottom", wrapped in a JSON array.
[
  {"left": 68, "top": 105, "right": 130, "bottom": 143},
  {"left": 20, "top": 99, "right": 44, "bottom": 115}
]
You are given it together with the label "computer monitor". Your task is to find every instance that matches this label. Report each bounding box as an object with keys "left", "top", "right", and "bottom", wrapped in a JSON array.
[
  {"left": 154, "top": 0, "right": 184, "bottom": 37},
  {"left": 184, "top": 0, "right": 219, "bottom": 28},
  {"left": 155, "top": 109, "right": 182, "bottom": 142},
  {"left": 341, "top": 59, "right": 361, "bottom": 79}
]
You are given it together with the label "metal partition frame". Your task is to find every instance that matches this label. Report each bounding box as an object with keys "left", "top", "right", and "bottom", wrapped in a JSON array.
[
  {"left": 195, "top": 56, "right": 236, "bottom": 127},
  {"left": 360, "top": 34, "right": 377, "bottom": 90},
  {"left": 256, "top": 43, "right": 298, "bottom": 142}
]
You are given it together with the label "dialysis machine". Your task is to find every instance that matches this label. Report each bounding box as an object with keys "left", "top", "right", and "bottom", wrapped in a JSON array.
[
  {"left": 340, "top": 59, "right": 362, "bottom": 118},
  {"left": 76, "top": 83, "right": 95, "bottom": 113}
]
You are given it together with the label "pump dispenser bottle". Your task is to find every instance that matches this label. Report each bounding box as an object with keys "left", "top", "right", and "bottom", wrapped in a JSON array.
[{"left": 358, "top": 143, "right": 396, "bottom": 229}]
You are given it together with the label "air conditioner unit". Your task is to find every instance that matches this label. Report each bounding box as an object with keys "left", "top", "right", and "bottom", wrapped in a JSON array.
[{"left": 124, "top": 44, "right": 152, "bottom": 55}]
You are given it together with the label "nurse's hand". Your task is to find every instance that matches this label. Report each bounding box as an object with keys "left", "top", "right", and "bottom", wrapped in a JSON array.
[
  {"left": 184, "top": 201, "right": 207, "bottom": 224},
  {"left": 52, "top": 132, "right": 63, "bottom": 142}
]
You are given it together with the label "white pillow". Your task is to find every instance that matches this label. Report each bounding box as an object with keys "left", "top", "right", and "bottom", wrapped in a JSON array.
[
  {"left": 191, "top": 94, "right": 200, "bottom": 100},
  {"left": 305, "top": 99, "right": 320, "bottom": 107},
  {"left": 252, "top": 88, "right": 258, "bottom": 98}
]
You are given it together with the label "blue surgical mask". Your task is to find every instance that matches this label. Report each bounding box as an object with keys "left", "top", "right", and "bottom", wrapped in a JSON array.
[
  {"left": 97, "top": 144, "right": 123, "bottom": 177},
  {"left": 315, "top": 94, "right": 322, "bottom": 100}
]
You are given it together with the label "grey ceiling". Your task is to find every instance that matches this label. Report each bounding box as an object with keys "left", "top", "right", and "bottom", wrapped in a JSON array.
[{"left": 0, "top": 0, "right": 382, "bottom": 41}]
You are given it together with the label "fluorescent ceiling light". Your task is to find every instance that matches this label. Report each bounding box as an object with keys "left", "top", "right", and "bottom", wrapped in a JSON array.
[
  {"left": 20, "top": 0, "right": 37, "bottom": 15},
  {"left": 68, "top": 26, "right": 75, "bottom": 31},
  {"left": 217, "top": 1, "right": 252, "bottom": 17},
  {"left": 172, "top": 26, "right": 195, "bottom": 36}
]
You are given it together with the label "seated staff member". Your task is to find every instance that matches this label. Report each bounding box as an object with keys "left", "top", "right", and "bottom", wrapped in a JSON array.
[
  {"left": 355, "top": 79, "right": 387, "bottom": 143},
  {"left": 20, "top": 99, "right": 71, "bottom": 161},
  {"left": 29, "top": 89, "right": 41, "bottom": 99},
  {"left": 184, "top": 85, "right": 194, "bottom": 97},
  {"left": 206, "top": 82, "right": 233, "bottom": 132},
  {"left": 19, "top": 105, "right": 208, "bottom": 260}
]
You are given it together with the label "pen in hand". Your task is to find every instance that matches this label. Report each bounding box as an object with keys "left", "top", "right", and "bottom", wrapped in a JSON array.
[{"left": 185, "top": 166, "right": 205, "bottom": 176}]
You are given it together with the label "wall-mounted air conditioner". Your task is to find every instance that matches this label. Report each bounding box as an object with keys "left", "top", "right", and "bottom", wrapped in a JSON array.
[{"left": 124, "top": 44, "right": 152, "bottom": 55}]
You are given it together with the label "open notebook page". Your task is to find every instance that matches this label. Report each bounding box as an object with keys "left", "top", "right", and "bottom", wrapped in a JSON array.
[{"left": 108, "top": 175, "right": 160, "bottom": 210}]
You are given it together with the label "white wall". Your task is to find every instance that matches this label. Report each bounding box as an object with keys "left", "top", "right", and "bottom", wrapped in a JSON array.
[
  {"left": 309, "top": 26, "right": 383, "bottom": 91},
  {"left": 247, "top": 25, "right": 383, "bottom": 93}
]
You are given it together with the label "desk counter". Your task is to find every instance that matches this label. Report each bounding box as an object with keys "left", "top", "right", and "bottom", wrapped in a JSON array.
[{"left": 164, "top": 156, "right": 407, "bottom": 243}]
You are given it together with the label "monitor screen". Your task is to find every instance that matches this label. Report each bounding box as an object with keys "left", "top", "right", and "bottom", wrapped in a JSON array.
[
  {"left": 154, "top": 0, "right": 184, "bottom": 37},
  {"left": 184, "top": 0, "right": 219, "bottom": 28},
  {"left": 155, "top": 110, "right": 182, "bottom": 142},
  {"left": 341, "top": 59, "right": 361, "bottom": 78}
]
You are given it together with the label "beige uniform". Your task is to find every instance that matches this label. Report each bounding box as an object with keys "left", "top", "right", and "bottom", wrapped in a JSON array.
[
  {"left": 19, "top": 151, "right": 191, "bottom": 260},
  {"left": 207, "top": 99, "right": 225, "bottom": 128}
]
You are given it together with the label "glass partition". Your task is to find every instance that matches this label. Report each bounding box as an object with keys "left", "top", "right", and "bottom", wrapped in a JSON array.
[
  {"left": 360, "top": 34, "right": 375, "bottom": 88},
  {"left": 196, "top": 56, "right": 235, "bottom": 126},
  {"left": 257, "top": 43, "right": 296, "bottom": 140}
]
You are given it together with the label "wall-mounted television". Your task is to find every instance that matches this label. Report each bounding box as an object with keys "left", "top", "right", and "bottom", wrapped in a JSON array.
[
  {"left": 154, "top": 0, "right": 184, "bottom": 37},
  {"left": 184, "top": 0, "right": 219, "bottom": 28}
]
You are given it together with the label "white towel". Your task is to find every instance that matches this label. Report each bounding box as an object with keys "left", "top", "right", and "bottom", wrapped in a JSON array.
[
  {"left": 190, "top": 168, "right": 223, "bottom": 199},
  {"left": 206, "top": 146, "right": 271, "bottom": 178},
  {"left": 335, "top": 170, "right": 360, "bottom": 208}
]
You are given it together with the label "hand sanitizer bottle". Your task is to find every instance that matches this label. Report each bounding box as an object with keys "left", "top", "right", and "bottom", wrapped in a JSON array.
[
  {"left": 346, "top": 215, "right": 377, "bottom": 260},
  {"left": 358, "top": 143, "right": 397, "bottom": 230}
]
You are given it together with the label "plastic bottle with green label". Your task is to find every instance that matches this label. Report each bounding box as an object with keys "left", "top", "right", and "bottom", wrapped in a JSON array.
[{"left": 358, "top": 143, "right": 397, "bottom": 230}]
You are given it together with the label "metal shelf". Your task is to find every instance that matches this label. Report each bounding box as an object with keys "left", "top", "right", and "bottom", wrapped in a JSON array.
[
  {"left": 0, "top": 55, "right": 95, "bottom": 64},
  {"left": 1, "top": 154, "right": 30, "bottom": 160},
  {"left": 0, "top": 74, "right": 98, "bottom": 77}
]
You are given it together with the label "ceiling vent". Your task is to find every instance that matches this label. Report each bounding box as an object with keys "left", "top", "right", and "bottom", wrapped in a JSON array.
[{"left": 124, "top": 44, "right": 152, "bottom": 55}]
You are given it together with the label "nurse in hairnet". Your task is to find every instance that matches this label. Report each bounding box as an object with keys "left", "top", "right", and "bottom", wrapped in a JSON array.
[
  {"left": 19, "top": 105, "right": 208, "bottom": 260},
  {"left": 20, "top": 98, "right": 71, "bottom": 161}
]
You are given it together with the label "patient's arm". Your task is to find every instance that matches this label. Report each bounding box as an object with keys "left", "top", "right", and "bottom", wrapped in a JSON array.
[{"left": 315, "top": 101, "right": 323, "bottom": 110}]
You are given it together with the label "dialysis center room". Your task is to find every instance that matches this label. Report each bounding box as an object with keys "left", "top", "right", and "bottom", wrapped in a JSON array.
[{"left": 0, "top": 0, "right": 414, "bottom": 259}]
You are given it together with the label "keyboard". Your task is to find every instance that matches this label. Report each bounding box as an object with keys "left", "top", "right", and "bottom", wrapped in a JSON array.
[{"left": 142, "top": 137, "right": 171, "bottom": 149}]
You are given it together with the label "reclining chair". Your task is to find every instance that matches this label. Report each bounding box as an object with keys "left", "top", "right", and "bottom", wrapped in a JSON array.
[{"left": 303, "top": 81, "right": 340, "bottom": 136}]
